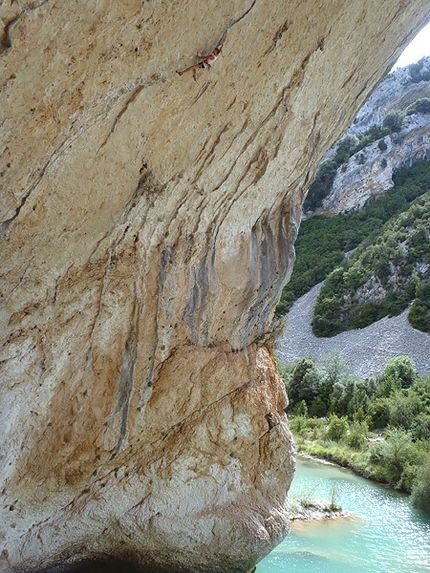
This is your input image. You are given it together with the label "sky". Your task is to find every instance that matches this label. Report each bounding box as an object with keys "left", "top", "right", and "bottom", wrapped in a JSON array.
[{"left": 392, "top": 20, "right": 430, "bottom": 69}]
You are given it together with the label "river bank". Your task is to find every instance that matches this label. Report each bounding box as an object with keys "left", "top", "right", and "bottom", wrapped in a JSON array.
[
  {"left": 294, "top": 447, "right": 400, "bottom": 502},
  {"left": 293, "top": 432, "right": 403, "bottom": 493}
]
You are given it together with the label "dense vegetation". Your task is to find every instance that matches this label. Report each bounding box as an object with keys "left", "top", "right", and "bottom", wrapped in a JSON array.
[
  {"left": 406, "top": 58, "right": 430, "bottom": 84},
  {"left": 280, "top": 353, "right": 430, "bottom": 511},
  {"left": 275, "top": 160, "right": 430, "bottom": 321},
  {"left": 312, "top": 188, "right": 430, "bottom": 336}
]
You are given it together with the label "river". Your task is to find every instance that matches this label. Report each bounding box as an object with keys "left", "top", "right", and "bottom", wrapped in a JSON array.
[{"left": 257, "top": 456, "right": 430, "bottom": 573}]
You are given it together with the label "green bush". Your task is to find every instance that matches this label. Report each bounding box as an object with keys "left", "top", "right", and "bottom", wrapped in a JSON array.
[
  {"left": 347, "top": 420, "right": 369, "bottom": 449},
  {"left": 383, "top": 111, "right": 404, "bottom": 134},
  {"left": 386, "top": 391, "right": 423, "bottom": 431},
  {"left": 335, "top": 134, "right": 359, "bottom": 163},
  {"left": 378, "top": 138, "right": 388, "bottom": 151},
  {"left": 411, "top": 454, "right": 430, "bottom": 511},
  {"left": 374, "top": 375, "right": 402, "bottom": 399},
  {"left": 303, "top": 159, "right": 339, "bottom": 211},
  {"left": 407, "top": 61, "right": 430, "bottom": 83},
  {"left": 406, "top": 98, "right": 430, "bottom": 115},
  {"left": 351, "top": 303, "right": 380, "bottom": 329},
  {"left": 367, "top": 398, "right": 391, "bottom": 429},
  {"left": 382, "top": 355, "right": 418, "bottom": 389},
  {"left": 369, "top": 427, "right": 422, "bottom": 490},
  {"left": 296, "top": 400, "right": 308, "bottom": 417},
  {"left": 408, "top": 282, "right": 430, "bottom": 333},
  {"left": 326, "top": 414, "right": 349, "bottom": 441}
]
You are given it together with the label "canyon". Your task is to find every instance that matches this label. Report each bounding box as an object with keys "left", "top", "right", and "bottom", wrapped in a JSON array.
[{"left": 1, "top": 1, "right": 430, "bottom": 572}]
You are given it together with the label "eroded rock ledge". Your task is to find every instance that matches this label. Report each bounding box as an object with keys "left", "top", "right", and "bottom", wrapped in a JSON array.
[{"left": 1, "top": 1, "right": 429, "bottom": 571}]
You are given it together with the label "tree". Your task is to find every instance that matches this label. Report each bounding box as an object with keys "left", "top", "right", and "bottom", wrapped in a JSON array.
[
  {"left": 304, "top": 159, "right": 339, "bottom": 210},
  {"left": 321, "top": 351, "right": 349, "bottom": 386},
  {"left": 296, "top": 400, "right": 308, "bottom": 417},
  {"left": 368, "top": 398, "right": 391, "bottom": 429},
  {"left": 347, "top": 420, "right": 368, "bottom": 449},
  {"left": 288, "top": 358, "right": 323, "bottom": 408},
  {"left": 386, "top": 390, "right": 423, "bottom": 431}
]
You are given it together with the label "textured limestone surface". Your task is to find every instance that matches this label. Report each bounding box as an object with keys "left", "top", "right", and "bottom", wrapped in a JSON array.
[{"left": 1, "top": 1, "right": 430, "bottom": 572}]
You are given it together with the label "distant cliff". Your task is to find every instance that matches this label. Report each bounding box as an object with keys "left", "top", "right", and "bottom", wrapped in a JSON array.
[{"left": 304, "top": 56, "right": 430, "bottom": 218}]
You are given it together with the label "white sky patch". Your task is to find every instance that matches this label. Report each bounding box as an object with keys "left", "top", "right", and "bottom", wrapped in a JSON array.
[{"left": 392, "top": 21, "right": 430, "bottom": 69}]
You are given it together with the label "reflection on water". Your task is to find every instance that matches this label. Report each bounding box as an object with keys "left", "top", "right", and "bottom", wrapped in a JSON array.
[{"left": 258, "top": 457, "right": 430, "bottom": 573}]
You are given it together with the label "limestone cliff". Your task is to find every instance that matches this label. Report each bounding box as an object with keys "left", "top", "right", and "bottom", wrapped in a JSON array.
[
  {"left": 349, "top": 55, "right": 430, "bottom": 135},
  {"left": 305, "top": 57, "right": 430, "bottom": 218},
  {"left": 1, "top": 1, "right": 429, "bottom": 572},
  {"left": 315, "top": 113, "right": 430, "bottom": 216}
]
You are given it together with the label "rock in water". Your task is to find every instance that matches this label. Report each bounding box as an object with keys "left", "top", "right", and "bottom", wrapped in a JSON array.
[{"left": 1, "top": 1, "right": 429, "bottom": 571}]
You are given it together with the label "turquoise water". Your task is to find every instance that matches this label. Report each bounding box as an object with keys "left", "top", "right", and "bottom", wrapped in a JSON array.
[{"left": 258, "top": 457, "right": 430, "bottom": 573}]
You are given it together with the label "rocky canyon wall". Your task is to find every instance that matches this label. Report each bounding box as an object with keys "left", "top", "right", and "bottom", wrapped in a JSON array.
[
  {"left": 315, "top": 114, "right": 430, "bottom": 216},
  {"left": 1, "top": 1, "right": 430, "bottom": 572}
]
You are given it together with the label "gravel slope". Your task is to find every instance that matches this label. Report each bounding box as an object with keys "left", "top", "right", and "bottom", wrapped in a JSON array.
[{"left": 276, "top": 283, "right": 430, "bottom": 378}]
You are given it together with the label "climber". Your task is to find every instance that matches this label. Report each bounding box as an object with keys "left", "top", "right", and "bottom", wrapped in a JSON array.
[{"left": 177, "top": 45, "right": 223, "bottom": 81}]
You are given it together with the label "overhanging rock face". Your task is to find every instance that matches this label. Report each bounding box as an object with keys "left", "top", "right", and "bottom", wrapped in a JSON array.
[{"left": 1, "top": 1, "right": 429, "bottom": 571}]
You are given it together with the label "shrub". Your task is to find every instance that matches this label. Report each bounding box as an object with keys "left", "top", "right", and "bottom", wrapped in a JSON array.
[
  {"left": 406, "top": 98, "right": 430, "bottom": 115},
  {"left": 355, "top": 152, "right": 367, "bottom": 165},
  {"left": 347, "top": 420, "right": 368, "bottom": 449},
  {"left": 304, "top": 159, "right": 339, "bottom": 210},
  {"left": 369, "top": 427, "right": 422, "bottom": 491},
  {"left": 335, "top": 134, "right": 359, "bottom": 163},
  {"left": 382, "top": 355, "right": 418, "bottom": 389},
  {"left": 383, "top": 111, "right": 404, "bottom": 134},
  {"left": 351, "top": 303, "right": 380, "bottom": 329},
  {"left": 384, "top": 290, "right": 410, "bottom": 317},
  {"left": 408, "top": 61, "right": 424, "bottom": 83},
  {"left": 368, "top": 398, "right": 391, "bottom": 429},
  {"left": 378, "top": 138, "right": 388, "bottom": 151},
  {"left": 411, "top": 412, "right": 430, "bottom": 441},
  {"left": 411, "top": 454, "right": 430, "bottom": 511},
  {"left": 326, "top": 414, "right": 349, "bottom": 441},
  {"left": 386, "top": 390, "right": 423, "bottom": 431},
  {"left": 307, "top": 396, "right": 326, "bottom": 418},
  {"left": 296, "top": 400, "right": 308, "bottom": 417},
  {"left": 408, "top": 282, "right": 430, "bottom": 333},
  {"left": 374, "top": 375, "right": 402, "bottom": 398}
]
